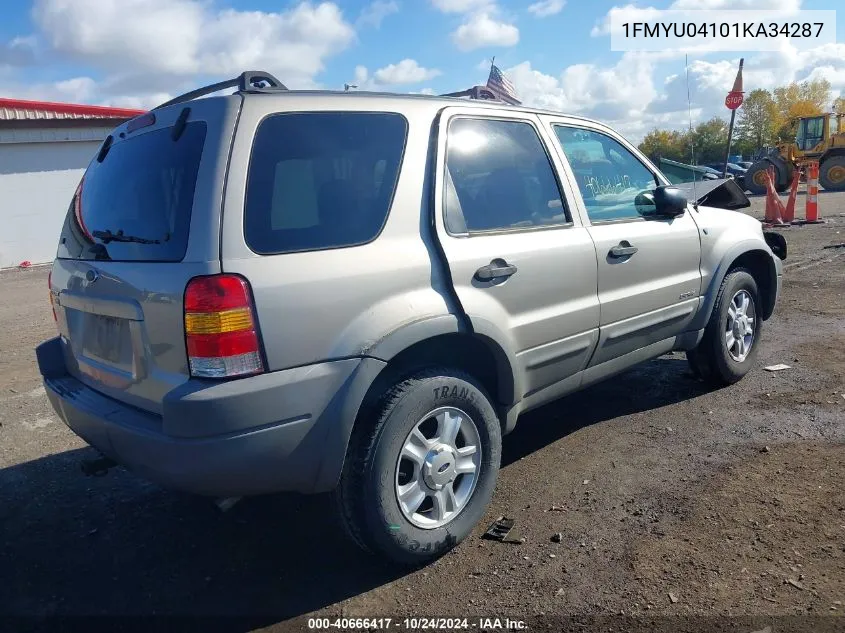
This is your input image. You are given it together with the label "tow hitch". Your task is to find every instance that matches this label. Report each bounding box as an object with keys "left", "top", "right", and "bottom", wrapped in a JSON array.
[{"left": 80, "top": 456, "right": 118, "bottom": 477}]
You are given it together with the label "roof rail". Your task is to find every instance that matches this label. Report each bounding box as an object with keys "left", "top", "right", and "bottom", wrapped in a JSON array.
[
  {"left": 440, "top": 85, "right": 501, "bottom": 102},
  {"left": 153, "top": 71, "right": 287, "bottom": 110}
]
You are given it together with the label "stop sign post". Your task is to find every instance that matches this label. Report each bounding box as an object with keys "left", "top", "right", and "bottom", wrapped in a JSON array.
[
  {"left": 725, "top": 90, "right": 744, "bottom": 110},
  {"left": 723, "top": 58, "right": 744, "bottom": 178}
]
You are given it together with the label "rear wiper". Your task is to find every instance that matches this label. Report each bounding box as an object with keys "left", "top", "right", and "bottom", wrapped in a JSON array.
[{"left": 92, "top": 229, "right": 160, "bottom": 245}]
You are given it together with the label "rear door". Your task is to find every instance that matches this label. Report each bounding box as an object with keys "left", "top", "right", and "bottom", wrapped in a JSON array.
[
  {"left": 432, "top": 107, "right": 600, "bottom": 402},
  {"left": 50, "top": 96, "right": 239, "bottom": 414},
  {"left": 542, "top": 118, "right": 702, "bottom": 366}
]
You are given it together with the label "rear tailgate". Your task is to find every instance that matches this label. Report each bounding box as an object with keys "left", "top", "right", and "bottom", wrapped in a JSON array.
[{"left": 50, "top": 96, "right": 240, "bottom": 415}]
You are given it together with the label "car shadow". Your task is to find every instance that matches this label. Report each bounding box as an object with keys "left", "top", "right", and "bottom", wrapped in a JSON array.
[
  {"left": 0, "top": 355, "right": 707, "bottom": 629},
  {"left": 502, "top": 355, "right": 707, "bottom": 466}
]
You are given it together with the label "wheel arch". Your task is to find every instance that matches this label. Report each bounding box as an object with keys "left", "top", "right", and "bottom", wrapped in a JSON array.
[
  {"left": 695, "top": 245, "right": 779, "bottom": 330},
  {"left": 310, "top": 318, "right": 520, "bottom": 491},
  {"left": 364, "top": 323, "right": 519, "bottom": 419}
]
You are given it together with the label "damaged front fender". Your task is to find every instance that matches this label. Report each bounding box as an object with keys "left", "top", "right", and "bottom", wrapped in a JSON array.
[{"left": 674, "top": 177, "right": 751, "bottom": 211}]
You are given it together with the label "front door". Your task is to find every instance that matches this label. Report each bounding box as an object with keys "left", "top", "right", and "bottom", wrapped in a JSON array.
[
  {"left": 434, "top": 109, "right": 600, "bottom": 400},
  {"left": 545, "top": 121, "right": 702, "bottom": 366}
]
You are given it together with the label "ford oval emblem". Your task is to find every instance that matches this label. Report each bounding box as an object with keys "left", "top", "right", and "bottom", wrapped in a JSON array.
[{"left": 85, "top": 269, "right": 99, "bottom": 283}]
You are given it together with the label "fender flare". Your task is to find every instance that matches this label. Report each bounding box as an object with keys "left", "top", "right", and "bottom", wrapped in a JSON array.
[
  {"left": 311, "top": 315, "right": 522, "bottom": 491},
  {"left": 365, "top": 314, "right": 521, "bottom": 408},
  {"left": 691, "top": 241, "right": 779, "bottom": 331}
]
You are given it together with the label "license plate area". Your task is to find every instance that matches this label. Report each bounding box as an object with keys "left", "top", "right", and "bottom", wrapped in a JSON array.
[{"left": 82, "top": 315, "right": 128, "bottom": 365}]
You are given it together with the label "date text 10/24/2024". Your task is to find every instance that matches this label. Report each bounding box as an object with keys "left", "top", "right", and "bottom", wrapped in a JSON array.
[{"left": 307, "top": 618, "right": 528, "bottom": 631}]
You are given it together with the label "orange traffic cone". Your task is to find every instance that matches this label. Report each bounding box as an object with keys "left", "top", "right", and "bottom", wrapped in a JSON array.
[
  {"left": 780, "top": 166, "right": 801, "bottom": 223},
  {"left": 794, "top": 161, "right": 825, "bottom": 224},
  {"left": 762, "top": 166, "right": 787, "bottom": 227}
]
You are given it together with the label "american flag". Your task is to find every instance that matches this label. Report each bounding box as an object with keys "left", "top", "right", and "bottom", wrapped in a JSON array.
[{"left": 486, "top": 63, "right": 521, "bottom": 105}]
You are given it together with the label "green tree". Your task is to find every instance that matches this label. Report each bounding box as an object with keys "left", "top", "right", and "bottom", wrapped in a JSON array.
[
  {"left": 638, "top": 128, "right": 688, "bottom": 162},
  {"left": 834, "top": 96, "right": 845, "bottom": 115},
  {"left": 773, "top": 78, "right": 831, "bottom": 141},
  {"left": 689, "top": 116, "right": 729, "bottom": 163},
  {"left": 736, "top": 88, "right": 777, "bottom": 151}
]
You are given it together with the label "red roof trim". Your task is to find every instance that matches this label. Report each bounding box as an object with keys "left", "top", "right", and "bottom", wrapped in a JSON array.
[{"left": 0, "top": 98, "right": 144, "bottom": 118}]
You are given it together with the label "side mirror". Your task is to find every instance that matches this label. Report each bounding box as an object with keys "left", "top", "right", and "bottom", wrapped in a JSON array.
[{"left": 653, "top": 185, "right": 688, "bottom": 218}]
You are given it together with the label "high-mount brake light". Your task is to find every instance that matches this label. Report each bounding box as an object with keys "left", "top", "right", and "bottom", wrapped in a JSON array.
[
  {"left": 126, "top": 112, "right": 156, "bottom": 133},
  {"left": 184, "top": 275, "right": 264, "bottom": 378}
]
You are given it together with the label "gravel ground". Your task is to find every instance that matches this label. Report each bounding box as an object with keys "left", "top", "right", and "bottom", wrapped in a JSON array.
[{"left": 1, "top": 192, "right": 843, "bottom": 632}]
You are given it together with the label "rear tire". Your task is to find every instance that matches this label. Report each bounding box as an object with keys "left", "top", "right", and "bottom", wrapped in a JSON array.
[
  {"left": 819, "top": 156, "right": 845, "bottom": 191},
  {"left": 687, "top": 269, "right": 762, "bottom": 387},
  {"left": 336, "top": 368, "right": 501, "bottom": 566}
]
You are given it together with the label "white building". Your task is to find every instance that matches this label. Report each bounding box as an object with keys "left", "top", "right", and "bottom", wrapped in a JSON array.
[{"left": 0, "top": 98, "right": 142, "bottom": 269}]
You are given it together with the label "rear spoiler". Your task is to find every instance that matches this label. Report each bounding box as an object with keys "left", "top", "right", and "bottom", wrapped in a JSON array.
[{"left": 674, "top": 178, "right": 751, "bottom": 211}]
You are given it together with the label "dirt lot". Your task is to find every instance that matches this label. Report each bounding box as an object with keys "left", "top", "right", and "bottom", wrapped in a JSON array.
[{"left": 1, "top": 192, "right": 843, "bottom": 632}]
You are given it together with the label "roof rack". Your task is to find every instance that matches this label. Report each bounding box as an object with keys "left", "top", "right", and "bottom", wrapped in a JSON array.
[
  {"left": 153, "top": 71, "right": 287, "bottom": 110},
  {"left": 440, "top": 85, "right": 502, "bottom": 102}
]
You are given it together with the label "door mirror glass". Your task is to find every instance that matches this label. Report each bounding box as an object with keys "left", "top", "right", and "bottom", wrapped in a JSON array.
[{"left": 651, "top": 185, "right": 688, "bottom": 218}]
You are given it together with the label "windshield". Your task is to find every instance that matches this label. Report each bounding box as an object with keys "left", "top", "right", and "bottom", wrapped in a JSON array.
[{"left": 58, "top": 121, "right": 207, "bottom": 262}]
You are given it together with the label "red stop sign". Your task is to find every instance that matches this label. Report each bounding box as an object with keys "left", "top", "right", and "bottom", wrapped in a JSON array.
[{"left": 725, "top": 91, "right": 744, "bottom": 110}]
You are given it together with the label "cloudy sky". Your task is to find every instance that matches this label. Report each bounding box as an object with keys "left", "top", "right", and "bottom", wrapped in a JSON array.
[{"left": 1, "top": 0, "right": 843, "bottom": 141}]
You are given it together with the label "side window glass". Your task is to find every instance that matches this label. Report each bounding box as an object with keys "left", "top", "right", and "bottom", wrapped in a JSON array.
[
  {"left": 554, "top": 126, "right": 658, "bottom": 223},
  {"left": 244, "top": 112, "right": 407, "bottom": 255},
  {"left": 807, "top": 117, "right": 824, "bottom": 148},
  {"left": 445, "top": 118, "right": 568, "bottom": 233}
]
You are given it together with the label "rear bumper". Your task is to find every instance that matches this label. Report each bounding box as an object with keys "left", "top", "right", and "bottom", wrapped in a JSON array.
[{"left": 37, "top": 337, "right": 385, "bottom": 497}]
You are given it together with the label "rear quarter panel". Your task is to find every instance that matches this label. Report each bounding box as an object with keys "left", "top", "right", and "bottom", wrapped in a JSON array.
[{"left": 219, "top": 95, "right": 455, "bottom": 371}]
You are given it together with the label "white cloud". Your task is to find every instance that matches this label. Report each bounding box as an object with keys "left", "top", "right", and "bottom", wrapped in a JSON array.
[
  {"left": 430, "top": 0, "right": 519, "bottom": 53},
  {"left": 353, "top": 65, "right": 369, "bottom": 86},
  {"left": 430, "top": 0, "right": 492, "bottom": 14},
  {"left": 504, "top": 54, "right": 671, "bottom": 140},
  {"left": 506, "top": 54, "right": 657, "bottom": 119},
  {"left": 0, "top": 73, "right": 172, "bottom": 109},
  {"left": 452, "top": 12, "right": 519, "bottom": 51},
  {"left": 32, "top": 0, "right": 355, "bottom": 88},
  {"left": 591, "top": 5, "right": 662, "bottom": 37},
  {"left": 357, "top": 0, "right": 399, "bottom": 28},
  {"left": 373, "top": 59, "right": 441, "bottom": 85},
  {"left": 527, "top": 0, "right": 565, "bottom": 18},
  {"left": 53, "top": 77, "right": 98, "bottom": 102}
]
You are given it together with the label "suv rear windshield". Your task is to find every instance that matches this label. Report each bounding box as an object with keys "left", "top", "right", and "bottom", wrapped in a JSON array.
[
  {"left": 58, "top": 121, "right": 207, "bottom": 262},
  {"left": 244, "top": 112, "right": 407, "bottom": 255}
]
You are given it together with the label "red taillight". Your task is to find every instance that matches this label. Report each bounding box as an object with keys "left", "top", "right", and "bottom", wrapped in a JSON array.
[
  {"left": 47, "top": 270, "right": 57, "bottom": 323},
  {"left": 72, "top": 179, "right": 92, "bottom": 242},
  {"left": 184, "top": 274, "right": 263, "bottom": 378}
]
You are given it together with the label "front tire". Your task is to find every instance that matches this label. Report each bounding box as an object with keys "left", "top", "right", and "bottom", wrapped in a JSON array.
[
  {"left": 687, "top": 269, "right": 762, "bottom": 387},
  {"left": 336, "top": 369, "right": 502, "bottom": 565},
  {"left": 820, "top": 156, "right": 845, "bottom": 191}
]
